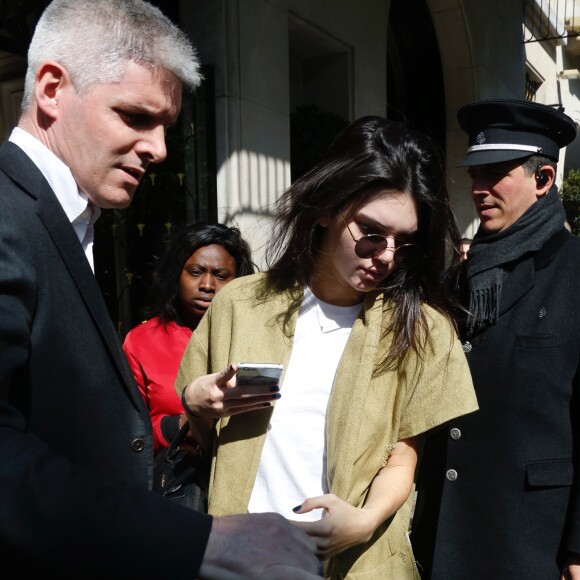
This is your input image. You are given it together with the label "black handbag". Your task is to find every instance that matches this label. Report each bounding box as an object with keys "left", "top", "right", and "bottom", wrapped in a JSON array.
[{"left": 153, "top": 422, "right": 208, "bottom": 512}]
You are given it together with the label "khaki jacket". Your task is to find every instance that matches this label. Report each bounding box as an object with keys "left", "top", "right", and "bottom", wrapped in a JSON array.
[{"left": 177, "top": 273, "right": 477, "bottom": 579}]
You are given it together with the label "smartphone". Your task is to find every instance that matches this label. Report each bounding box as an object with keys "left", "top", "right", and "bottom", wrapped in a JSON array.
[{"left": 237, "top": 362, "right": 283, "bottom": 387}]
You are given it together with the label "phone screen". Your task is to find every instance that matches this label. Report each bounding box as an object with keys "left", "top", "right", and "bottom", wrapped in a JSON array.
[{"left": 237, "top": 363, "right": 283, "bottom": 386}]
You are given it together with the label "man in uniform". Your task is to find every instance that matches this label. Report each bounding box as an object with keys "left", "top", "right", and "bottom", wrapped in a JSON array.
[{"left": 411, "top": 99, "right": 580, "bottom": 579}]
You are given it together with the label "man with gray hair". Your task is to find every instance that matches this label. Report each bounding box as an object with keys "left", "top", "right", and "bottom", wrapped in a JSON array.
[{"left": 0, "top": 1, "right": 319, "bottom": 577}]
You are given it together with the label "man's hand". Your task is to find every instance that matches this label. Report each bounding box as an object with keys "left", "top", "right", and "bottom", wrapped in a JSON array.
[
  {"left": 561, "top": 552, "right": 580, "bottom": 580},
  {"left": 198, "top": 512, "right": 321, "bottom": 579}
]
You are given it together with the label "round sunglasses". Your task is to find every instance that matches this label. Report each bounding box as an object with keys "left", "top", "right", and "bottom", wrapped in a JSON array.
[{"left": 340, "top": 211, "right": 424, "bottom": 270}]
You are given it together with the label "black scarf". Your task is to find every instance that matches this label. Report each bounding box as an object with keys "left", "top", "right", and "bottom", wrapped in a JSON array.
[{"left": 464, "top": 185, "right": 565, "bottom": 334}]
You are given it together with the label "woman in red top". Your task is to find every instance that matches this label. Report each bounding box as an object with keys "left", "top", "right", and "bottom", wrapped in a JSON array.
[{"left": 123, "top": 222, "right": 254, "bottom": 449}]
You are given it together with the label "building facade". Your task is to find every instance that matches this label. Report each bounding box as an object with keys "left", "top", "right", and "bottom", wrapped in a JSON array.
[
  {"left": 0, "top": 0, "right": 577, "bottom": 331},
  {"left": 181, "top": 0, "right": 579, "bottom": 264}
]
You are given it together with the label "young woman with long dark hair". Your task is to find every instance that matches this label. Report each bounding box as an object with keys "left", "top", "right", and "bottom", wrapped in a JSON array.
[{"left": 177, "top": 117, "right": 477, "bottom": 578}]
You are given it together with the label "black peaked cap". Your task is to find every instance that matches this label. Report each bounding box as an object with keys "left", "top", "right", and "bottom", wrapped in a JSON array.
[{"left": 457, "top": 99, "right": 577, "bottom": 167}]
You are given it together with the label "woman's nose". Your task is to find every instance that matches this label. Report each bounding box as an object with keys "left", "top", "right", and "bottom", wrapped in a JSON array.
[
  {"left": 199, "top": 273, "right": 215, "bottom": 290},
  {"left": 374, "top": 246, "right": 396, "bottom": 265}
]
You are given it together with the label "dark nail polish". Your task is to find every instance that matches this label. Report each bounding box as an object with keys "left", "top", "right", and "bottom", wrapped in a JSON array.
[
  {"left": 269, "top": 385, "right": 280, "bottom": 392},
  {"left": 292, "top": 505, "right": 302, "bottom": 512},
  {"left": 272, "top": 393, "right": 281, "bottom": 399},
  {"left": 262, "top": 402, "right": 271, "bottom": 408}
]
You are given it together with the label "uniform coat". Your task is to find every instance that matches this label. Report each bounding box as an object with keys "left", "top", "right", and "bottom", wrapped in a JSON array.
[
  {"left": 0, "top": 142, "right": 211, "bottom": 577},
  {"left": 412, "top": 228, "right": 580, "bottom": 579}
]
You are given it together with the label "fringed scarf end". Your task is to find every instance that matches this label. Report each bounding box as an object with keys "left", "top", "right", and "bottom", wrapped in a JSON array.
[{"left": 467, "top": 283, "right": 501, "bottom": 334}]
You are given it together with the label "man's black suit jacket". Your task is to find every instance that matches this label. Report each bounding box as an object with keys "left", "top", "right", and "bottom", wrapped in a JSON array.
[{"left": 0, "top": 141, "right": 211, "bottom": 577}]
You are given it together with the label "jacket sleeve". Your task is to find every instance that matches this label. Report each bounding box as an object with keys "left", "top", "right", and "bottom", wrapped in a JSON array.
[{"left": 397, "top": 309, "right": 479, "bottom": 440}]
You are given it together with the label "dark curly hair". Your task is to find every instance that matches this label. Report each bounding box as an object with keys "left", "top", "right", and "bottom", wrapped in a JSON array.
[
  {"left": 263, "top": 115, "right": 462, "bottom": 373},
  {"left": 144, "top": 222, "right": 255, "bottom": 324}
]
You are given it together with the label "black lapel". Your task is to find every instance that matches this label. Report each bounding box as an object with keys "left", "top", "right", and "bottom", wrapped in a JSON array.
[
  {"left": 499, "top": 229, "right": 568, "bottom": 316},
  {"left": 0, "top": 142, "right": 146, "bottom": 413},
  {"left": 495, "top": 257, "right": 535, "bottom": 316}
]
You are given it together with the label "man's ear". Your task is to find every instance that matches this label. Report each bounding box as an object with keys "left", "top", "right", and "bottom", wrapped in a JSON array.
[
  {"left": 34, "top": 62, "right": 69, "bottom": 120},
  {"left": 535, "top": 164, "right": 556, "bottom": 197}
]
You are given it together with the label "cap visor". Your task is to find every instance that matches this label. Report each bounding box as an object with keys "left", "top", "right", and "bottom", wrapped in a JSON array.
[{"left": 457, "top": 149, "right": 534, "bottom": 167}]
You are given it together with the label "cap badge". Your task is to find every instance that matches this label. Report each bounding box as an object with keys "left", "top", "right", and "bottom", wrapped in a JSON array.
[{"left": 476, "top": 132, "right": 486, "bottom": 144}]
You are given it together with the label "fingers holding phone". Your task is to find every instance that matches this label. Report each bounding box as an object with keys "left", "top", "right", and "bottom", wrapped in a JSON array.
[
  {"left": 182, "top": 362, "right": 283, "bottom": 419},
  {"left": 229, "top": 362, "right": 283, "bottom": 407},
  {"left": 236, "top": 362, "right": 283, "bottom": 389}
]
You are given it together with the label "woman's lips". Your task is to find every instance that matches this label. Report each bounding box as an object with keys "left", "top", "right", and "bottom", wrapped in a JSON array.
[
  {"left": 193, "top": 298, "right": 212, "bottom": 309},
  {"left": 361, "top": 267, "right": 386, "bottom": 281}
]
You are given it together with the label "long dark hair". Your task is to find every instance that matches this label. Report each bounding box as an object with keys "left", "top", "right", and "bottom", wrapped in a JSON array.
[
  {"left": 144, "top": 222, "right": 255, "bottom": 324},
  {"left": 264, "top": 116, "right": 462, "bottom": 372}
]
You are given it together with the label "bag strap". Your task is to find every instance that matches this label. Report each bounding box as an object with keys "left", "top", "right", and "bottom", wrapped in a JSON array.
[{"left": 166, "top": 422, "right": 194, "bottom": 462}]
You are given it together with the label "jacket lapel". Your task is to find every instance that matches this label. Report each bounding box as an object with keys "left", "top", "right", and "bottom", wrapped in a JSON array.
[
  {"left": 495, "top": 229, "right": 567, "bottom": 317},
  {"left": 466, "top": 229, "right": 567, "bottom": 338},
  {"left": 0, "top": 142, "right": 146, "bottom": 412},
  {"left": 209, "top": 287, "right": 298, "bottom": 514},
  {"left": 325, "top": 292, "right": 384, "bottom": 498},
  {"left": 497, "top": 258, "right": 535, "bottom": 316}
]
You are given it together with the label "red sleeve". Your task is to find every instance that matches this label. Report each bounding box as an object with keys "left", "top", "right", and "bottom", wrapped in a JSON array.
[{"left": 123, "top": 319, "right": 192, "bottom": 450}]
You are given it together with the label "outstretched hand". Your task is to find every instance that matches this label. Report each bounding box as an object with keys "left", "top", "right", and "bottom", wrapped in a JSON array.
[
  {"left": 182, "top": 363, "right": 281, "bottom": 420},
  {"left": 292, "top": 494, "right": 376, "bottom": 560},
  {"left": 561, "top": 552, "right": 580, "bottom": 580},
  {"left": 199, "top": 512, "right": 321, "bottom": 579}
]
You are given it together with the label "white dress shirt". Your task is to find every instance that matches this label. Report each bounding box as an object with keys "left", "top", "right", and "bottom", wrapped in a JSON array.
[{"left": 9, "top": 127, "right": 101, "bottom": 272}]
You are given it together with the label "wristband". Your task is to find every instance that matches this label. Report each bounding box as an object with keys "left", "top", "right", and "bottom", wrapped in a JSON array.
[
  {"left": 181, "top": 383, "right": 202, "bottom": 420},
  {"left": 180, "top": 384, "right": 211, "bottom": 455}
]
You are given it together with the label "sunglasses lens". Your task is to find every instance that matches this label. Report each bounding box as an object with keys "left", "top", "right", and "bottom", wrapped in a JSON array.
[
  {"left": 354, "top": 235, "right": 389, "bottom": 259},
  {"left": 353, "top": 233, "right": 424, "bottom": 270},
  {"left": 393, "top": 244, "right": 423, "bottom": 270}
]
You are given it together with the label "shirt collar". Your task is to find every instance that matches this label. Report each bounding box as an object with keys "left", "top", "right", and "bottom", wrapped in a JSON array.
[{"left": 9, "top": 127, "right": 98, "bottom": 224}]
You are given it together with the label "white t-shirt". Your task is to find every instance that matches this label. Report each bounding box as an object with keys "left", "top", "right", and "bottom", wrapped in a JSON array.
[{"left": 247, "top": 287, "right": 362, "bottom": 521}]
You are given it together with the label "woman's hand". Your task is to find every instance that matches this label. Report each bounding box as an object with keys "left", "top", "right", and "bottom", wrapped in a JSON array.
[
  {"left": 292, "top": 494, "right": 378, "bottom": 560},
  {"left": 292, "top": 436, "right": 421, "bottom": 561},
  {"left": 182, "top": 363, "right": 281, "bottom": 420}
]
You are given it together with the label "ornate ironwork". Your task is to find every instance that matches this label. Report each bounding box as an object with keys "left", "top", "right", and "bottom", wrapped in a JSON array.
[
  {"left": 525, "top": 72, "right": 543, "bottom": 100},
  {"left": 524, "top": 0, "right": 580, "bottom": 43}
]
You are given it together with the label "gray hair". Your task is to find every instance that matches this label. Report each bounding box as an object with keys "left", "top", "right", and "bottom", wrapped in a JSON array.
[{"left": 22, "top": 0, "right": 201, "bottom": 110}]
